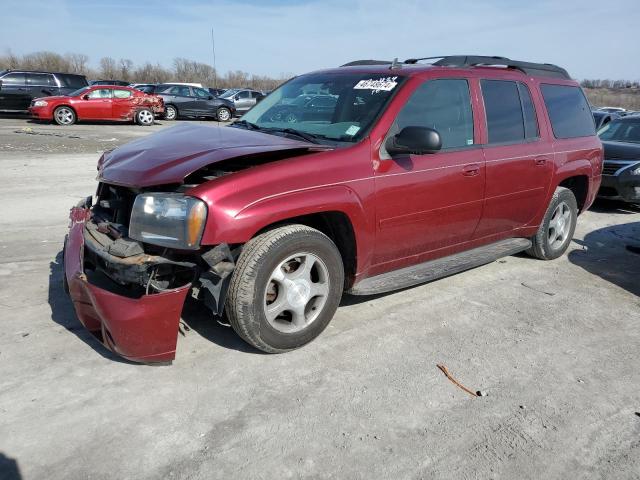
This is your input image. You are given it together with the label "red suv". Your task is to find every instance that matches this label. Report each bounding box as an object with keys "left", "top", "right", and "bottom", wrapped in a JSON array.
[{"left": 63, "top": 55, "right": 602, "bottom": 363}]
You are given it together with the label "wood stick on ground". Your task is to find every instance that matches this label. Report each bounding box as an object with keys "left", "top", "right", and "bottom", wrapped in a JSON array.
[{"left": 436, "top": 364, "right": 479, "bottom": 397}]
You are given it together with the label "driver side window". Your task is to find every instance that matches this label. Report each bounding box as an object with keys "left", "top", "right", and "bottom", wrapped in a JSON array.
[
  {"left": 391, "top": 79, "right": 474, "bottom": 149},
  {"left": 87, "top": 89, "right": 113, "bottom": 99}
]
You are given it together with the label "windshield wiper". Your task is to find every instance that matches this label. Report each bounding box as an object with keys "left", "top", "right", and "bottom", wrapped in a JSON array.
[
  {"left": 232, "top": 121, "right": 320, "bottom": 144},
  {"left": 231, "top": 120, "right": 260, "bottom": 130},
  {"left": 262, "top": 127, "right": 320, "bottom": 144}
]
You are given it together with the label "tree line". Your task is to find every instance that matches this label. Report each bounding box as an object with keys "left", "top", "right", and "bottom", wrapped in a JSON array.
[
  {"left": 0, "top": 50, "right": 291, "bottom": 91},
  {"left": 581, "top": 79, "right": 640, "bottom": 89}
]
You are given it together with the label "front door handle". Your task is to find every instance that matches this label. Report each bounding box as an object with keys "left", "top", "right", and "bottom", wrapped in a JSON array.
[
  {"left": 462, "top": 164, "right": 480, "bottom": 176},
  {"left": 535, "top": 156, "right": 550, "bottom": 166}
]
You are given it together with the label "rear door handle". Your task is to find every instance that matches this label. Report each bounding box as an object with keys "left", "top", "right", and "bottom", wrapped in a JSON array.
[
  {"left": 462, "top": 164, "right": 480, "bottom": 176},
  {"left": 535, "top": 156, "right": 550, "bottom": 166}
]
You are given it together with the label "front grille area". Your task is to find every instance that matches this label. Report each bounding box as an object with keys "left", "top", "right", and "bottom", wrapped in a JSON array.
[
  {"left": 95, "top": 183, "right": 138, "bottom": 226},
  {"left": 602, "top": 164, "right": 621, "bottom": 175}
]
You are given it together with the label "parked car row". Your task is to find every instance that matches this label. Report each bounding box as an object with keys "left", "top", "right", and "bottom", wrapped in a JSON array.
[{"left": 0, "top": 69, "right": 270, "bottom": 125}]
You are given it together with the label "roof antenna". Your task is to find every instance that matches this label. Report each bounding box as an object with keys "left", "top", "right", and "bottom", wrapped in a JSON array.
[{"left": 389, "top": 58, "right": 402, "bottom": 70}]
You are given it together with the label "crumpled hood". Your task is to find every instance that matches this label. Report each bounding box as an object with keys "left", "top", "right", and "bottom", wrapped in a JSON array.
[
  {"left": 602, "top": 140, "right": 640, "bottom": 161},
  {"left": 98, "top": 123, "right": 323, "bottom": 187}
]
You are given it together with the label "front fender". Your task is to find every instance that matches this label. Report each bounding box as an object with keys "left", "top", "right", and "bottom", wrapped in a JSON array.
[{"left": 200, "top": 184, "right": 374, "bottom": 276}]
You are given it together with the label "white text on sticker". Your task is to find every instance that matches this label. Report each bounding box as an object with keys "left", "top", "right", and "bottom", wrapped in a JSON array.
[{"left": 354, "top": 77, "right": 398, "bottom": 93}]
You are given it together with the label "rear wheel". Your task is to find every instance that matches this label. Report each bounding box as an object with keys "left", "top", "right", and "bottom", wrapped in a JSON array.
[
  {"left": 135, "top": 108, "right": 154, "bottom": 126},
  {"left": 216, "top": 106, "right": 231, "bottom": 122},
  {"left": 226, "top": 225, "right": 344, "bottom": 353},
  {"left": 164, "top": 105, "right": 178, "bottom": 120},
  {"left": 53, "top": 106, "right": 76, "bottom": 125},
  {"left": 526, "top": 186, "right": 578, "bottom": 260}
]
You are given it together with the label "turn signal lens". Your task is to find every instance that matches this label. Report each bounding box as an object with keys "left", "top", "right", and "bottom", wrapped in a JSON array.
[{"left": 187, "top": 201, "right": 207, "bottom": 247}]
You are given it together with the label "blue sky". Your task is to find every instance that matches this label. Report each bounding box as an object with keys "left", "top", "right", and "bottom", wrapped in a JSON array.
[{"left": 1, "top": 0, "right": 639, "bottom": 80}]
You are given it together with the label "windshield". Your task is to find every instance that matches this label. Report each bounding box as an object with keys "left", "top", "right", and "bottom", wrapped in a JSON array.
[
  {"left": 68, "top": 86, "right": 91, "bottom": 97},
  {"left": 238, "top": 72, "right": 405, "bottom": 143},
  {"left": 599, "top": 119, "right": 640, "bottom": 143},
  {"left": 220, "top": 89, "right": 239, "bottom": 99}
]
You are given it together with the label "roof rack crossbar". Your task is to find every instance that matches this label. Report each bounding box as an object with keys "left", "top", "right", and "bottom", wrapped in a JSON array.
[
  {"left": 340, "top": 60, "right": 392, "bottom": 67},
  {"left": 404, "top": 55, "right": 571, "bottom": 79}
]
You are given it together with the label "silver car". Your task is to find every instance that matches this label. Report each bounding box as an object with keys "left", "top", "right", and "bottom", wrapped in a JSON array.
[{"left": 219, "top": 88, "right": 265, "bottom": 115}]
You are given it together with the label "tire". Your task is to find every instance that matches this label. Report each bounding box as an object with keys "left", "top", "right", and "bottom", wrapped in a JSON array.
[
  {"left": 53, "top": 106, "right": 76, "bottom": 125},
  {"left": 526, "top": 186, "right": 578, "bottom": 260},
  {"left": 164, "top": 104, "right": 178, "bottom": 120},
  {"left": 135, "top": 108, "right": 154, "bottom": 126},
  {"left": 216, "top": 106, "right": 231, "bottom": 122},
  {"left": 226, "top": 224, "right": 344, "bottom": 353}
]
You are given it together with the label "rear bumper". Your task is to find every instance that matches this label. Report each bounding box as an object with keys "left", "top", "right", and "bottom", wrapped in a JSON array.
[{"left": 63, "top": 202, "right": 190, "bottom": 363}]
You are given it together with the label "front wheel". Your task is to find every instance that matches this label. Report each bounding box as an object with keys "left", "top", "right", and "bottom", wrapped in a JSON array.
[
  {"left": 216, "top": 106, "right": 232, "bottom": 122},
  {"left": 53, "top": 106, "right": 76, "bottom": 125},
  {"left": 164, "top": 105, "right": 177, "bottom": 120},
  {"left": 226, "top": 225, "right": 344, "bottom": 353},
  {"left": 526, "top": 186, "right": 578, "bottom": 260}
]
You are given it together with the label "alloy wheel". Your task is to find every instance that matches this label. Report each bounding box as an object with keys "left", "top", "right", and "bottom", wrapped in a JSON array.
[
  {"left": 217, "top": 108, "right": 231, "bottom": 122},
  {"left": 55, "top": 107, "right": 74, "bottom": 125},
  {"left": 263, "top": 252, "right": 330, "bottom": 333},
  {"left": 547, "top": 201, "right": 572, "bottom": 250},
  {"left": 138, "top": 110, "right": 154, "bottom": 125}
]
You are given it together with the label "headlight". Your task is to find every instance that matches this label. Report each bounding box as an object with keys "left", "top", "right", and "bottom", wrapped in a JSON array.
[
  {"left": 129, "top": 193, "right": 207, "bottom": 249},
  {"left": 34, "top": 100, "right": 48, "bottom": 107},
  {"left": 631, "top": 166, "right": 640, "bottom": 175}
]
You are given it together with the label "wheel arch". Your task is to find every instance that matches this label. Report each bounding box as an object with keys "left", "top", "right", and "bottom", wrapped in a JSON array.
[
  {"left": 253, "top": 211, "right": 358, "bottom": 288},
  {"left": 53, "top": 103, "right": 77, "bottom": 120},
  {"left": 558, "top": 175, "right": 590, "bottom": 212},
  {"left": 199, "top": 184, "right": 373, "bottom": 287}
]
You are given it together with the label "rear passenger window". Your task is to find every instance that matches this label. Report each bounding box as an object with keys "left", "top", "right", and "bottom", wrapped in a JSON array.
[
  {"left": 481, "top": 80, "right": 524, "bottom": 144},
  {"left": 113, "top": 90, "right": 132, "bottom": 99},
  {"left": 1, "top": 73, "right": 25, "bottom": 85},
  {"left": 391, "top": 79, "right": 474, "bottom": 149},
  {"left": 541, "top": 84, "right": 595, "bottom": 138},
  {"left": 27, "top": 73, "right": 55, "bottom": 86}
]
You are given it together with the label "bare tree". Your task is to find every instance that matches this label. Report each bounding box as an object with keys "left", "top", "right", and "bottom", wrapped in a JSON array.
[
  {"left": 65, "top": 53, "right": 89, "bottom": 74},
  {"left": 99, "top": 56, "right": 117, "bottom": 80},
  {"left": 119, "top": 58, "right": 133, "bottom": 82}
]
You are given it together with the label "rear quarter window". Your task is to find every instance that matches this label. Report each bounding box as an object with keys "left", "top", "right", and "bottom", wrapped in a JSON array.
[{"left": 541, "top": 84, "right": 595, "bottom": 139}]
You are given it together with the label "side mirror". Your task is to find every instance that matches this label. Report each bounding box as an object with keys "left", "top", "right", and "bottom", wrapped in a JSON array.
[
  {"left": 385, "top": 126, "right": 442, "bottom": 156},
  {"left": 208, "top": 95, "right": 214, "bottom": 100},
  {"left": 82, "top": 94, "right": 90, "bottom": 100}
]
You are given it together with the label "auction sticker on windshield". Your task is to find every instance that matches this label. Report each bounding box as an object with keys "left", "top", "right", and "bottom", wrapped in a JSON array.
[{"left": 354, "top": 76, "right": 398, "bottom": 93}]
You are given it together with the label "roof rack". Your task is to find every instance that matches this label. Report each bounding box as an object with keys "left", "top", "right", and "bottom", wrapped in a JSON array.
[
  {"left": 340, "top": 55, "right": 571, "bottom": 79},
  {"left": 404, "top": 55, "right": 571, "bottom": 79},
  {"left": 340, "top": 60, "right": 392, "bottom": 67}
]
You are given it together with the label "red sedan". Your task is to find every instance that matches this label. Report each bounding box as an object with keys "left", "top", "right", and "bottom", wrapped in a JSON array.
[{"left": 29, "top": 85, "right": 164, "bottom": 126}]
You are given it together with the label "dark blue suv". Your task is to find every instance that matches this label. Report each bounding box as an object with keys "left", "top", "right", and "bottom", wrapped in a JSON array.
[{"left": 0, "top": 70, "right": 88, "bottom": 112}]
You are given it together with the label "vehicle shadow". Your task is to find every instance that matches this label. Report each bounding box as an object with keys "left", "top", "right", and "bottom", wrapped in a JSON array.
[
  {"left": 589, "top": 198, "right": 640, "bottom": 214},
  {"left": 180, "top": 298, "right": 265, "bottom": 354},
  {"left": 48, "top": 251, "right": 135, "bottom": 364},
  {"left": 0, "top": 451, "right": 21, "bottom": 480},
  {"left": 569, "top": 219, "right": 640, "bottom": 296}
]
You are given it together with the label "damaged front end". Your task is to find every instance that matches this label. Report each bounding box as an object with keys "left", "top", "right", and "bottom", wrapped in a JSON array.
[{"left": 63, "top": 186, "right": 236, "bottom": 364}]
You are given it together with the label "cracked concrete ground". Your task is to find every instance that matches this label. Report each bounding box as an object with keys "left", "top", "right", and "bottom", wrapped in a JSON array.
[{"left": 0, "top": 117, "right": 639, "bottom": 480}]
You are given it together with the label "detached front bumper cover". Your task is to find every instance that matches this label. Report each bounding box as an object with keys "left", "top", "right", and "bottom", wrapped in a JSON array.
[{"left": 63, "top": 199, "right": 192, "bottom": 363}]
